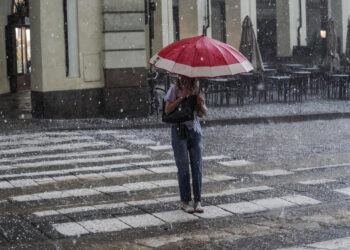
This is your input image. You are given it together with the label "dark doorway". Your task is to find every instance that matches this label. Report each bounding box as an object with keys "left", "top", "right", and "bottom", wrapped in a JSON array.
[
  {"left": 211, "top": 0, "right": 226, "bottom": 42},
  {"left": 257, "top": 0, "right": 277, "bottom": 61},
  {"left": 173, "top": 0, "right": 180, "bottom": 41},
  {"left": 6, "top": 0, "right": 31, "bottom": 93}
]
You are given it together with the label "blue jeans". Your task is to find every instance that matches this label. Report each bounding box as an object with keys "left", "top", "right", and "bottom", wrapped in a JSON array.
[{"left": 171, "top": 125, "right": 203, "bottom": 203}]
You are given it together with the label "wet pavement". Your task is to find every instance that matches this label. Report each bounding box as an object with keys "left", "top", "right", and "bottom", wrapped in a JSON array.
[
  {"left": 1, "top": 120, "right": 350, "bottom": 249},
  {"left": 1, "top": 90, "right": 350, "bottom": 133},
  {"left": 0, "top": 91, "right": 32, "bottom": 120}
]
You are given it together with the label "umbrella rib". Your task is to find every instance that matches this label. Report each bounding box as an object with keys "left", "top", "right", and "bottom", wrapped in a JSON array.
[
  {"left": 213, "top": 42, "right": 238, "bottom": 73},
  {"left": 169, "top": 39, "right": 199, "bottom": 75},
  {"left": 218, "top": 41, "right": 253, "bottom": 74},
  {"left": 204, "top": 39, "right": 214, "bottom": 78},
  {"left": 190, "top": 41, "right": 199, "bottom": 78},
  {"left": 217, "top": 40, "right": 244, "bottom": 62}
]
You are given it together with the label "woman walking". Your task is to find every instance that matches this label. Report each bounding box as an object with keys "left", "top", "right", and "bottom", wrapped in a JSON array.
[{"left": 164, "top": 76, "right": 208, "bottom": 213}]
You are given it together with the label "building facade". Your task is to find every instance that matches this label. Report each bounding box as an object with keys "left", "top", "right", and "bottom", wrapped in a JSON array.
[{"left": 0, "top": 0, "right": 349, "bottom": 119}]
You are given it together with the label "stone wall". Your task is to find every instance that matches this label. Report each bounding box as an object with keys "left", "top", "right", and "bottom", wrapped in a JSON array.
[
  {"left": 30, "top": 0, "right": 104, "bottom": 118},
  {"left": 103, "top": 0, "right": 149, "bottom": 118}
]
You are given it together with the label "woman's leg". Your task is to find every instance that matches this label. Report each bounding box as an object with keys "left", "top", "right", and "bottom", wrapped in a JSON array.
[
  {"left": 171, "top": 126, "right": 191, "bottom": 202},
  {"left": 188, "top": 129, "right": 203, "bottom": 202}
]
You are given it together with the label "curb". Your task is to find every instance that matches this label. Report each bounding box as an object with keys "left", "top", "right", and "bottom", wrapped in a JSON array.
[
  {"left": 201, "top": 112, "right": 350, "bottom": 127},
  {"left": 0, "top": 112, "right": 350, "bottom": 133}
]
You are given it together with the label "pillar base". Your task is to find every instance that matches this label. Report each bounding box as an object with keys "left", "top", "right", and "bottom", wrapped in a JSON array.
[
  {"left": 104, "top": 86, "right": 149, "bottom": 118},
  {"left": 31, "top": 88, "right": 104, "bottom": 119},
  {"left": 103, "top": 67, "right": 150, "bottom": 118}
]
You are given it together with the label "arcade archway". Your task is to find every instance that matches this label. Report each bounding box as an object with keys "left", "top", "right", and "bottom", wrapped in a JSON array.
[{"left": 6, "top": 0, "right": 31, "bottom": 93}]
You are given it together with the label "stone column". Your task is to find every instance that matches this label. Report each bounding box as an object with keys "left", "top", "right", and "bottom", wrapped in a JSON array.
[
  {"left": 152, "top": 0, "right": 174, "bottom": 56},
  {"left": 197, "top": 0, "right": 212, "bottom": 37},
  {"left": 276, "top": 0, "right": 307, "bottom": 57},
  {"left": 67, "top": 0, "right": 80, "bottom": 77},
  {"left": 240, "top": 0, "right": 257, "bottom": 35},
  {"left": 30, "top": 0, "right": 104, "bottom": 119},
  {"left": 179, "top": 0, "right": 199, "bottom": 39},
  {"left": 0, "top": 0, "right": 12, "bottom": 95},
  {"left": 225, "top": 0, "right": 241, "bottom": 48},
  {"left": 103, "top": 0, "right": 149, "bottom": 118},
  {"left": 330, "top": 0, "right": 342, "bottom": 52},
  {"left": 342, "top": 0, "right": 350, "bottom": 53}
]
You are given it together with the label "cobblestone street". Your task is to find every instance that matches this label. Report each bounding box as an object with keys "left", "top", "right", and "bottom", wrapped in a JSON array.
[{"left": 2, "top": 119, "right": 350, "bottom": 249}]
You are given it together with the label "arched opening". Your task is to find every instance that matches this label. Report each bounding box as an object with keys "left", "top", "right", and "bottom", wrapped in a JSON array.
[
  {"left": 6, "top": 0, "right": 31, "bottom": 93},
  {"left": 0, "top": 0, "right": 32, "bottom": 119}
]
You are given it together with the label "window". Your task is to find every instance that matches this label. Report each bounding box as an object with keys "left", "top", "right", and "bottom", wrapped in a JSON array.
[
  {"left": 12, "top": 0, "right": 29, "bottom": 16},
  {"left": 63, "top": 0, "right": 79, "bottom": 77},
  {"left": 173, "top": 0, "right": 180, "bottom": 41},
  {"left": 15, "top": 27, "right": 31, "bottom": 74},
  {"left": 211, "top": 0, "right": 226, "bottom": 42},
  {"left": 257, "top": 0, "right": 277, "bottom": 60},
  {"left": 63, "top": 0, "right": 69, "bottom": 75}
]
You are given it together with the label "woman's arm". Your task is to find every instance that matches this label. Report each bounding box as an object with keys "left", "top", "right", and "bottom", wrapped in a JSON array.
[
  {"left": 196, "top": 94, "right": 208, "bottom": 117},
  {"left": 165, "top": 88, "right": 190, "bottom": 114},
  {"left": 165, "top": 97, "right": 183, "bottom": 114}
]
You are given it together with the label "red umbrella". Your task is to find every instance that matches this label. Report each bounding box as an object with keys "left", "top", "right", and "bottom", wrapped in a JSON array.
[{"left": 150, "top": 35, "right": 254, "bottom": 78}]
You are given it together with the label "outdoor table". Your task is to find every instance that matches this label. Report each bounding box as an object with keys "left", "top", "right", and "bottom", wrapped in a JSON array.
[
  {"left": 263, "top": 69, "right": 277, "bottom": 76},
  {"left": 283, "top": 63, "right": 305, "bottom": 68},
  {"left": 265, "top": 76, "right": 291, "bottom": 102},
  {"left": 326, "top": 74, "right": 349, "bottom": 99},
  {"left": 300, "top": 67, "right": 320, "bottom": 72},
  {"left": 204, "top": 78, "right": 234, "bottom": 106},
  {"left": 300, "top": 68, "right": 322, "bottom": 94},
  {"left": 281, "top": 63, "right": 305, "bottom": 74},
  {"left": 292, "top": 71, "right": 311, "bottom": 99},
  {"left": 292, "top": 71, "right": 311, "bottom": 75},
  {"left": 239, "top": 73, "right": 255, "bottom": 101}
]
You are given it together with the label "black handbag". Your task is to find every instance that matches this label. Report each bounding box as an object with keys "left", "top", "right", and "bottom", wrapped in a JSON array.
[{"left": 162, "top": 95, "right": 197, "bottom": 123}]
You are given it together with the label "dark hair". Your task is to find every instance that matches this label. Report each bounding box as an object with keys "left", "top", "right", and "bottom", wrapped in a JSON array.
[{"left": 177, "top": 75, "right": 196, "bottom": 91}]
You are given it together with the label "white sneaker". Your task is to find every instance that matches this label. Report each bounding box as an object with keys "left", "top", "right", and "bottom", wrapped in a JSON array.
[
  {"left": 194, "top": 202, "right": 204, "bottom": 213},
  {"left": 181, "top": 202, "right": 194, "bottom": 213}
]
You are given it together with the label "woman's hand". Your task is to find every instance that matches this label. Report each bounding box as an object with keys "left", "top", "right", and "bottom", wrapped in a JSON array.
[
  {"left": 180, "top": 88, "right": 191, "bottom": 99},
  {"left": 197, "top": 94, "right": 208, "bottom": 117},
  {"left": 197, "top": 94, "right": 205, "bottom": 106}
]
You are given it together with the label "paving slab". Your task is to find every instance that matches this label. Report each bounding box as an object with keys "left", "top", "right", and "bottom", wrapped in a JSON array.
[
  {"left": 218, "top": 201, "right": 268, "bottom": 214},
  {"left": 250, "top": 197, "right": 296, "bottom": 210},
  {"left": 118, "top": 214, "right": 165, "bottom": 228},
  {"left": 53, "top": 222, "right": 89, "bottom": 237},
  {"left": 218, "top": 160, "right": 253, "bottom": 167},
  {"left": 153, "top": 210, "right": 198, "bottom": 223},
  {"left": 194, "top": 206, "right": 233, "bottom": 219},
  {"left": 78, "top": 218, "right": 130, "bottom": 233}
]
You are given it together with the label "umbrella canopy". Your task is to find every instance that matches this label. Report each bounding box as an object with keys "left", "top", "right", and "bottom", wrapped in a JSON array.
[
  {"left": 150, "top": 35, "right": 254, "bottom": 78},
  {"left": 239, "top": 16, "right": 264, "bottom": 72},
  {"left": 322, "top": 19, "right": 340, "bottom": 72},
  {"left": 344, "top": 19, "right": 350, "bottom": 73}
]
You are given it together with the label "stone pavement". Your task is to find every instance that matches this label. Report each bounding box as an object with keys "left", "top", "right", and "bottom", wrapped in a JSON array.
[{"left": 2, "top": 122, "right": 350, "bottom": 249}]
